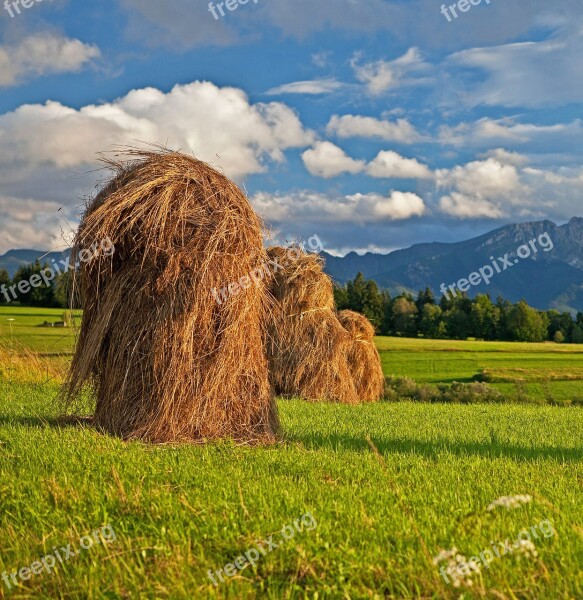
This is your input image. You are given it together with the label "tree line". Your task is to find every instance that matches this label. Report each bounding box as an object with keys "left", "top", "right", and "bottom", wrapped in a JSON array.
[
  {"left": 334, "top": 272, "right": 583, "bottom": 344},
  {"left": 3, "top": 262, "right": 582, "bottom": 343},
  {"left": 0, "top": 262, "right": 76, "bottom": 308}
]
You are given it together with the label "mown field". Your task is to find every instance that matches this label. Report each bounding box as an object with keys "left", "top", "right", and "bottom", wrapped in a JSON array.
[
  {"left": 0, "top": 306, "right": 581, "bottom": 599},
  {"left": 2, "top": 306, "right": 582, "bottom": 405},
  {"left": 377, "top": 337, "right": 583, "bottom": 405}
]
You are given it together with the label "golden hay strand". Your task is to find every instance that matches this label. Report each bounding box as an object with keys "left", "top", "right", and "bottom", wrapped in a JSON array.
[
  {"left": 266, "top": 246, "right": 359, "bottom": 404},
  {"left": 338, "top": 310, "right": 385, "bottom": 403},
  {"left": 62, "top": 149, "right": 279, "bottom": 443}
]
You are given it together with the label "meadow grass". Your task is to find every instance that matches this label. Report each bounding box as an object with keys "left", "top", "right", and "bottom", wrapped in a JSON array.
[
  {"left": 0, "top": 306, "right": 80, "bottom": 355},
  {"left": 2, "top": 306, "right": 581, "bottom": 405},
  {"left": 0, "top": 381, "right": 581, "bottom": 599},
  {"left": 0, "top": 306, "right": 581, "bottom": 598},
  {"left": 377, "top": 336, "right": 583, "bottom": 404}
]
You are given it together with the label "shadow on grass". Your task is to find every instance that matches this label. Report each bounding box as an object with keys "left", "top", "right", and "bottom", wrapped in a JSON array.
[
  {"left": 284, "top": 431, "right": 583, "bottom": 462},
  {"left": 0, "top": 415, "right": 93, "bottom": 429},
  {"left": 2, "top": 416, "right": 581, "bottom": 462}
]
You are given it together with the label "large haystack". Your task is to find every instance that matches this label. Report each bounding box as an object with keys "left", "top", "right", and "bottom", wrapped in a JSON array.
[
  {"left": 63, "top": 150, "right": 279, "bottom": 443},
  {"left": 266, "top": 246, "right": 358, "bottom": 404},
  {"left": 337, "top": 310, "right": 385, "bottom": 402}
]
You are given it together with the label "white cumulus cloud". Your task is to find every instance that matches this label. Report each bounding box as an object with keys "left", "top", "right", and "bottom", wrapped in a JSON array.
[
  {"left": 437, "top": 155, "right": 527, "bottom": 218},
  {"left": 301, "top": 142, "right": 365, "bottom": 178},
  {"left": 0, "top": 80, "right": 314, "bottom": 179},
  {"left": 266, "top": 78, "right": 343, "bottom": 95},
  {"left": 252, "top": 189, "right": 426, "bottom": 224},
  {"left": 366, "top": 150, "right": 433, "bottom": 179},
  {"left": 326, "top": 114, "right": 421, "bottom": 143},
  {"left": 0, "top": 33, "right": 100, "bottom": 87},
  {"left": 0, "top": 80, "right": 314, "bottom": 252},
  {"left": 351, "top": 48, "right": 430, "bottom": 96}
]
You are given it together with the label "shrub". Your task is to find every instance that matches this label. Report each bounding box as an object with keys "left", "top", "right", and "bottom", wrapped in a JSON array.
[{"left": 384, "top": 376, "right": 507, "bottom": 404}]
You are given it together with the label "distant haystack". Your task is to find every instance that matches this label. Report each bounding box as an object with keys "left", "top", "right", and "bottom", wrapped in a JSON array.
[
  {"left": 63, "top": 150, "right": 279, "bottom": 443},
  {"left": 337, "top": 310, "right": 385, "bottom": 402},
  {"left": 266, "top": 246, "right": 358, "bottom": 404}
]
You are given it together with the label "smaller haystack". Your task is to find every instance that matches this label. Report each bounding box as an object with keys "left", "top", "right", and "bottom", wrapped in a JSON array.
[
  {"left": 338, "top": 310, "right": 385, "bottom": 402},
  {"left": 266, "top": 246, "right": 358, "bottom": 404}
]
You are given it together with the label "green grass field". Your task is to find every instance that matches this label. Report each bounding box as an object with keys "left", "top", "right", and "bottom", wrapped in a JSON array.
[
  {"left": 377, "top": 337, "right": 583, "bottom": 405},
  {"left": 0, "top": 306, "right": 581, "bottom": 598},
  {"left": 0, "top": 306, "right": 80, "bottom": 355}
]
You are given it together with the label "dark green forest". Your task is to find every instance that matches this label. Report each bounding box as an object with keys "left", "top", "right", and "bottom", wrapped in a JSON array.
[
  {"left": 0, "top": 262, "right": 76, "bottom": 309},
  {"left": 2, "top": 263, "right": 582, "bottom": 343},
  {"left": 334, "top": 272, "right": 583, "bottom": 344}
]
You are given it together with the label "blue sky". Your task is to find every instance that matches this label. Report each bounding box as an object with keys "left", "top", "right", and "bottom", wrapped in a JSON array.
[{"left": 0, "top": 0, "right": 582, "bottom": 254}]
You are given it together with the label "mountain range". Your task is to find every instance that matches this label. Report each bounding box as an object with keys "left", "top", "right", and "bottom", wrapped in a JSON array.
[
  {"left": 321, "top": 217, "right": 583, "bottom": 314},
  {"left": 1, "top": 217, "right": 582, "bottom": 313}
]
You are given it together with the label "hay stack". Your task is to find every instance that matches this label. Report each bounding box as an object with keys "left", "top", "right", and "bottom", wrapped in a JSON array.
[
  {"left": 337, "top": 310, "right": 385, "bottom": 402},
  {"left": 63, "top": 150, "right": 279, "bottom": 443},
  {"left": 266, "top": 246, "right": 358, "bottom": 404}
]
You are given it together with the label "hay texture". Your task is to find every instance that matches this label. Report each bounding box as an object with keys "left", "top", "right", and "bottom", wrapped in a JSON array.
[
  {"left": 337, "top": 310, "right": 385, "bottom": 402},
  {"left": 63, "top": 150, "right": 279, "bottom": 443},
  {"left": 266, "top": 246, "right": 358, "bottom": 404}
]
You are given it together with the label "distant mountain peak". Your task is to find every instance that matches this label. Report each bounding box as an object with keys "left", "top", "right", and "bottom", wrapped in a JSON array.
[{"left": 322, "top": 217, "right": 583, "bottom": 313}]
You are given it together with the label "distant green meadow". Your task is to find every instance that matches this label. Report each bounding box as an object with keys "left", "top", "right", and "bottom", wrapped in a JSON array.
[
  {"left": 376, "top": 337, "right": 583, "bottom": 405},
  {"left": 2, "top": 305, "right": 581, "bottom": 404},
  {"left": 0, "top": 305, "right": 581, "bottom": 598},
  {"left": 0, "top": 306, "right": 80, "bottom": 355}
]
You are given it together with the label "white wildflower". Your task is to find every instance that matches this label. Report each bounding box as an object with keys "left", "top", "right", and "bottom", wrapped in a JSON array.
[
  {"left": 432, "top": 547, "right": 458, "bottom": 565},
  {"left": 434, "top": 548, "right": 481, "bottom": 588},
  {"left": 513, "top": 539, "right": 538, "bottom": 559},
  {"left": 487, "top": 494, "right": 532, "bottom": 511}
]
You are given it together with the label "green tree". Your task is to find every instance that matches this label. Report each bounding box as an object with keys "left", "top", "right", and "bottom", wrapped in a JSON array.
[
  {"left": 416, "top": 287, "right": 435, "bottom": 311},
  {"left": 380, "top": 293, "right": 394, "bottom": 335},
  {"left": 419, "top": 304, "right": 443, "bottom": 338},
  {"left": 443, "top": 293, "right": 473, "bottom": 339},
  {"left": 361, "top": 280, "right": 384, "bottom": 329},
  {"left": 12, "top": 263, "right": 35, "bottom": 305},
  {"left": 392, "top": 295, "right": 418, "bottom": 337},
  {"left": 0, "top": 269, "right": 10, "bottom": 304},
  {"left": 12, "top": 261, "right": 56, "bottom": 307},
  {"left": 547, "top": 310, "right": 574, "bottom": 342},
  {"left": 346, "top": 272, "right": 367, "bottom": 313},
  {"left": 571, "top": 325, "right": 583, "bottom": 344},
  {"left": 333, "top": 285, "right": 349, "bottom": 310},
  {"left": 506, "top": 300, "right": 549, "bottom": 342},
  {"left": 415, "top": 287, "right": 435, "bottom": 330},
  {"left": 444, "top": 307, "right": 471, "bottom": 339},
  {"left": 495, "top": 296, "right": 513, "bottom": 340},
  {"left": 470, "top": 294, "right": 500, "bottom": 340}
]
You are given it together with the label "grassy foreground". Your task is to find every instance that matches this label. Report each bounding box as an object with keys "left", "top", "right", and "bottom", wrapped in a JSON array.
[
  {"left": 0, "top": 306, "right": 581, "bottom": 597},
  {"left": 0, "top": 381, "right": 581, "bottom": 598}
]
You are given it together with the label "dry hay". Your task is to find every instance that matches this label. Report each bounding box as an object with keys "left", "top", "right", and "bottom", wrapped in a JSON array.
[
  {"left": 63, "top": 149, "right": 279, "bottom": 443},
  {"left": 266, "top": 246, "right": 358, "bottom": 404},
  {"left": 337, "top": 310, "right": 385, "bottom": 402},
  {"left": 0, "top": 339, "right": 63, "bottom": 384}
]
